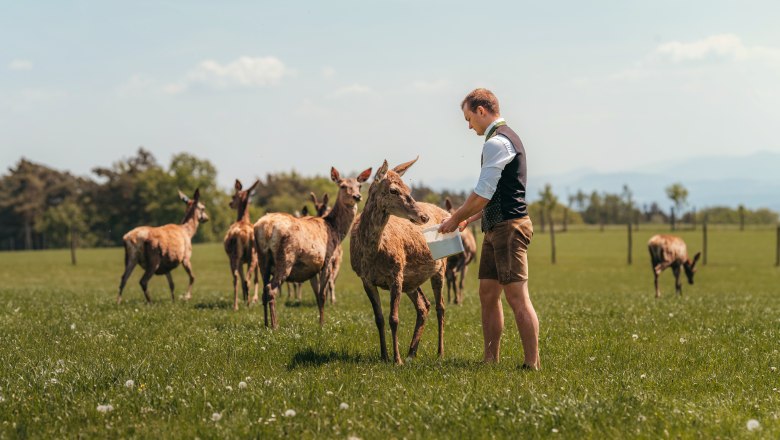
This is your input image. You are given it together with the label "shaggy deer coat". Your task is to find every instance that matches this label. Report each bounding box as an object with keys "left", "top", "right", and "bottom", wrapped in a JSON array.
[
  {"left": 648, "top": 234, "right": 701, "bottom": 298},
  {"left": 118, "top": 189, "right": 209, "bottom": 304},
  {"left": 350, "top": 158, "right": 448, "bottom": 364},
  {"left": 224, "top": 179, "right": 260, "bottom": 310},
  {"left": 254, "top": 167, "right": 371, "bottom": 328},
  {"left": 443, "top": 198, "right": 477, "bottom": 305}
]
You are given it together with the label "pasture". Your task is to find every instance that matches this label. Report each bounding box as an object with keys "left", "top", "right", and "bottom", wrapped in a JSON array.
[{"left": 0, "top": 226, "right": 778, "bottom": 438}]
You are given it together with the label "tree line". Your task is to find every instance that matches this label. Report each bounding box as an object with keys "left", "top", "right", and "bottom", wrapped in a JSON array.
[{"left": 1, "top": 148, "right": 777, "bottom": 251}]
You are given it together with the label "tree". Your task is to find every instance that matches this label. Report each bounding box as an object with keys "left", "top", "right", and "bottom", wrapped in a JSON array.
[
  {"left": 538, "top": 183, "right": 558, "bottom": 263},
  {"left": 665, "top": 183, "right": 688, "bottom": 230}
]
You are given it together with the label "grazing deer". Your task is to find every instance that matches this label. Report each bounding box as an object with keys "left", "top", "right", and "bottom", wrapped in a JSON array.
[
  {"left": 648, "top": 234, "right": 701, "bottom": 298},
  {"left": 254, "top": 166, "right": 372, "bottom": 328},
  {"left": 350, "top": 158, "right": 449, "bottom": 364},
  {"left": 443, "top": 198, "right": 478, "bottom": 305},
  {"left": 117, "top": 189, "right": 209, "bottom": 304},
  {"left": 224, "top": 179, "right": 260, "bottom": 311}
]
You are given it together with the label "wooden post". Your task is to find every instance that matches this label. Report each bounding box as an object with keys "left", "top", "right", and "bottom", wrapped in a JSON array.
[
  {"left": 775, "top": 225, "right": 780, "bottom": 267},
  {"left": 702, "top": 222, "right": 708, "bottom": 266},
  {"left": 627, "top": 221, "right": 632, "bottom": 265},
  {"left": 550, "top": 213, "right": 556, "bottom": 264},
  {"left": 69, "top": 225, "right": 77, "bottom": 266}
]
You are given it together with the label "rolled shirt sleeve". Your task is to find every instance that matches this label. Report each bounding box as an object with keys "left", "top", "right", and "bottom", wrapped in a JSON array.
[{"left": 474, "top": 135, "right": 516, "bottom": 199}]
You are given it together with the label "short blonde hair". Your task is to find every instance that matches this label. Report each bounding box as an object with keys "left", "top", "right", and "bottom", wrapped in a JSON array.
[{"left": 461, "top": 88, "right": 500, "bottom": 114}]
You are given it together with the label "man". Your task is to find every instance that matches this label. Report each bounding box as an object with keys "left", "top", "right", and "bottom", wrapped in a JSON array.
[{"left": 439, "top": 88, "right": 540, "bottom": 370}]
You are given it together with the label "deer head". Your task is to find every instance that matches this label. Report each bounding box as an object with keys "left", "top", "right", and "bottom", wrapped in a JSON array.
[
  {"left": 369, "top": 157, "right": 429, "bottom": 225},
  {"left": 309, "top": 192, "right": 330, "bottom": 217},
  {"left": 179, "top": 188, "right": 209, "bottom": 223},
  {"left": 331, "top": 167, "right": 372, "bottom": 208},
  {"left": 444, "top": 197, "right": 454, "bottom": 213},
  {"left": 229, "top": 179, "right": 259, "bottom": 211},
  {"left": 683, "top": 251, "right": 701, "bottom": 284}
]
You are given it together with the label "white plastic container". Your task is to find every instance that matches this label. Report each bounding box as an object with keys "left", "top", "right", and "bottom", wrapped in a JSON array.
[{"left": 422, "top": 225, "right": 465, "bottom": 260}]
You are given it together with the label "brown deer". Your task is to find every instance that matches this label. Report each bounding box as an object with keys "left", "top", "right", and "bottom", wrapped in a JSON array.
[
  {"left": 254, "top": 166, "right": 372, "bottom": 328},
  {"left": 648, "top": 234, "right": 701, "bottom": 298},
  {"left": 350, "top": 158, "right": 449, "bottom": 364},
  {"left": 224, "top": 179, "right": 260, "bottom": 311},
  {"left": 307, "top": 192, "right": 343, "bottom": 304},
  {"left": 117, "top": 188, "right": 209, "bottom": 304},
  {"left": 285, "top": 194, "right": 329, "bottom": 303},
  {"left": 443, "top": 198, "right": 478, "bottom": 305}
]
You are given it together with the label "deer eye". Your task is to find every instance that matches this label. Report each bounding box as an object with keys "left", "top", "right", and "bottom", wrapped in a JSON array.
[{"left": 389, "top": 187, "right": 400, "bottom": 195}]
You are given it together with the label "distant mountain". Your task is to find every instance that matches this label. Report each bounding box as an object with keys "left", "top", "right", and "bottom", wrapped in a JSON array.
[{"left": 427, "top": 151, "right": 780, "bottom": 211}]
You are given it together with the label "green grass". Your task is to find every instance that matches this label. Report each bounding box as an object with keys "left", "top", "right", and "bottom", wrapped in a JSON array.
[{"left": 1, "top": 226, "right": 778, "bottom": 438}]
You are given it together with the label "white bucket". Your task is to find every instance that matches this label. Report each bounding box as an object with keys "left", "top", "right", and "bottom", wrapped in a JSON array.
[{"left": 422, "top": 225, "right": 465, "bottom": 260}]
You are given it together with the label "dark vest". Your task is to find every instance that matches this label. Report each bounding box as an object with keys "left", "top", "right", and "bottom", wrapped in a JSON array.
[{"left": 481, "top": 124, "right": 528, "bottom": 232}]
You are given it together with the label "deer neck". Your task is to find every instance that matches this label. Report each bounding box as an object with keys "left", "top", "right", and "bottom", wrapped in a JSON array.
[
  {"left": 237, "top": 200, "right": 251, "bottom": 224},
  {"left": 180, "top": 209, "right": 200, "bottom": 238},
  {"left": 356, "top": 197, "right": 390, "bottom": 252},
  {"left": 324, "top": 198, "right": 357, "bottom": 242}
]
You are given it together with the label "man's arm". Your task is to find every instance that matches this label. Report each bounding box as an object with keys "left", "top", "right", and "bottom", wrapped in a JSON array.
[{"left": 438, "top": 191, "right": 489, "bottom": 233}]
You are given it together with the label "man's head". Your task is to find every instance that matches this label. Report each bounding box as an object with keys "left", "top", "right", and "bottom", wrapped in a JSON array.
[{"left": 461, "top": 88, "right": 501, "bottom": 136}]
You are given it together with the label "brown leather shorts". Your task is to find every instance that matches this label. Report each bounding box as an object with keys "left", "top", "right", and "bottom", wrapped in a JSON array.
[{"left": 478, "top": 217, "right": 533, "bottom": 284}]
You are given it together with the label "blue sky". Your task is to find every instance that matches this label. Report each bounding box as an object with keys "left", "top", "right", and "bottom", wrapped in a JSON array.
[{"left": 2, "top": 1, "right": 778, "bottom": 193}]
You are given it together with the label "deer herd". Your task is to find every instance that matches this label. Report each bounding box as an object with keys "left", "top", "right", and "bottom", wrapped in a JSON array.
[{"left": 115, "top": 157, "right": 702, "bottom": 363}]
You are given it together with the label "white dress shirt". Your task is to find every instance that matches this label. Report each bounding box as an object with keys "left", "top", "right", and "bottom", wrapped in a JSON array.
[{"left": 474, "top": 118, "right": 516, "bottom": 200}]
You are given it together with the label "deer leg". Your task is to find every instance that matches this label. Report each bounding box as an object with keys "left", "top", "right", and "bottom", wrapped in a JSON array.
[
  {"left": 362, "top": 279, "right": 388, "bottom": 361},
  {"left": 117, "top": 259, "right": 137, "bottom": 304},
  {"left": 230, "top": 260, "right": 240, "bottom": 311},
  {"left": 654, "top": 270, "right": 661, "bottom": 298},
  {"left": 238, "top": 263, "right": 249, "bottom": 308},
  {"left": 250, "top": 260, "right": 260, "bottom": 305},
  {"left": 165, "top": 272, "right": 175, "bottom": 302},
  {"left": 654, "top": 261, "right": 672, "bottom": 276},
  {"left": 431, "top": 270, "right": 446, "bottom": 358},
  {"left": 458, "top": 265, "right": 468, "bottom": 305},
  {"left": 405, "top": 287, "right": 429, "bottom": 360},
  {"left": 445, "top": 269, "right": 453, "bottom": 304},
  {"left": 139, "top": 264, "right": 158, "bottom": 304},
  {"left": 389, "top": 282, "right": 403, "bottom": 365},
  {"left": 181, "top": 259, "right": 195, "bottom": 301},
  {"left": 673, "top": 265, "right": 682, "bottom": 296}
]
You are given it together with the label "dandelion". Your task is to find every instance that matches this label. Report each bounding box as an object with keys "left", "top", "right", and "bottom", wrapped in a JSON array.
[
  {"left": 0, "top": 395, "right": 5, "bottom": 403},
  {"left": 284, "top": 409, "right": 296, "bottom": 417},
  {"left": 637, "top": 414, "right": 647, "bottom": 422},
  {"left": 166, "top": 385, "right": 173, "bottom": 393},
  {"left": 347, "top": 437, "right": 362, "bottom": 440},
  {"left": 211, "top": 412, "right": 222, "bottom": 422},
  {"left": 551, "top": 428, "right": 559, "bottom": 433},
  {"left": 668, "top": 313, "right": 674, "bottom": 318},
  {"left": 746, "top": 419, "right": 760, "bottom": 431},
  {"left": 50, "top": 378, "right": 59, "bottom": 384},
  {"left": 96, "top": 404, "right": 114, "bottom": 413},
  {"left": 589, "top": 357, "right": 595, "bottom": 362},
  {"left": 340, "top": 402, "right": 349, "bottom": 410},
  {"left": 225, "top": 386, "right": 233, "bottom": 392},
  {"left": 326, "top": 391, "right": 334, "bottom": 396},
  {"left": 771, "top": 367, "right": 777, "bottom": 372},
  {"left": 632, "top": 334, "right": 639, "bottom": 340},
  {"left": 264, "top": 379, "right": 272, "bottom": 386},
  {"left": 679, "top": 338, "right": 686, "bottom": 343},
  {"left": 640, "top": 374, "right": 647, "bottom": 379},
  {"left": 70, "top": 323, "right": 76, "bottom": 330},
  {"left": 125, "top": 380, "right": 134, "bottom": 389},
  {"left": 238, "top": 381, "right": 248, "bottom": 390}
]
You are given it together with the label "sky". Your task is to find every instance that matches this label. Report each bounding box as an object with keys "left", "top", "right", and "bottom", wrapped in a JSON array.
[{"left": 2, "top": 0, "right": 779, "bottom": 194}]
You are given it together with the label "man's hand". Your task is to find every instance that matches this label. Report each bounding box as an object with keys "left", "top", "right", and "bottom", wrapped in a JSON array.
[{"left": 439, "top": 217, "right": 467, "bottom": 234}]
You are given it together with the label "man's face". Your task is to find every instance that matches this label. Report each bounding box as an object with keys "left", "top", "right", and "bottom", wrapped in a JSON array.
[{"left": 462, "top": 105, "right": 491, "bottom": 136}]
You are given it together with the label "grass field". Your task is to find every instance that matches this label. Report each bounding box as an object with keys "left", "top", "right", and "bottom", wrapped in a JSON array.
[{"left": 1, "top": 226, "right": 778, "bottom": 438}]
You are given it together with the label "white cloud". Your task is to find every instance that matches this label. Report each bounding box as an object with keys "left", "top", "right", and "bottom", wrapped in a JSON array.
[
  {"left": 8, "top": 59, "right": 33, "bottom": 70},
  {"left": 328, "top": 84, "right": 374, "bottom": 98},
  {"left": 411, "top": 79, "right": 451, "bottom": 93},
  {"left": 321, "top": 66, "right": 336, "bottom": 79},
  {"left": 165, "top": 56, "right": 292, "bottom": 94},
  {"left": 652, "top": 34, "right": 780, "bottom": 63}
]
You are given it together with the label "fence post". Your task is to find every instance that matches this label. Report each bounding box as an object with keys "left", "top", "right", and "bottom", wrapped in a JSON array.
[
  {"left": 776, "top": 225, "right": 779, "bottom": 267},
  {"left": 550, "top": 215, "right": 557, "bottom": 264},
  {"left": 702, "top": 222, "right": 708, "bottom": 266},
  {"left": 627, "top": 222, "right": 632, "bottom": 265}
]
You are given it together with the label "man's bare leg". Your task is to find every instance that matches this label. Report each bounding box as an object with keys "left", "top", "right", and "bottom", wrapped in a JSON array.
[
  {"left": 504, "top": 280, "right": 540, "bottom": 369},
  {"left": 479, "top": 278, "right": 504, "bottom": 362}
]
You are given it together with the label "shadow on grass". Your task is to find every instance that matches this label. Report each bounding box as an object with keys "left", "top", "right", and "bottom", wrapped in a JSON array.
[
  {"left": 287, "top": 347, "right": 369, "bottom": 370},
  {"left": 283, "top": 300, "right": 316, "bottom": 308},
  {"left": 193, "top": 299, "right": 233, "bottom": 310}
]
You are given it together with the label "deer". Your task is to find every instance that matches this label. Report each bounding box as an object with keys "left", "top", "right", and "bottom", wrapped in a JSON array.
[
  {"left": 284, "top": 194, "right": 329, "bottom": 303},
  {"left": 443, "top": 198, "right": 478, "bottom": 305},
  {"left": 117, "top": 188, "right": 209, "bottom": 304},
  {"left": 224, "top": 179, "right": 260, "bottom": 311},
  {"left": 307, "top": 192, "right": 343, "bottom": 305},
  {"left": 648, "top": 234, "right": 701, "bottom": 298},
  {"left": 350, "top": 158, "right": 449, "bottom": 365},
  {"left": 254, "top": 166, "right": 372, "bottom": 328}
]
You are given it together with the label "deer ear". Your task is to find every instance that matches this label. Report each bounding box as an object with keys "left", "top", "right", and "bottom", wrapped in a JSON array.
[
  {"left": 392, "top": 156, "right": 419, "bottom": 177},
  {"left": 356, "top": 167, "right": 372, "bottom": 183},
  {"left": 178, "top": 190, "right": 190, "bottom": 203},
  {"left": 193, "top": 188, "right": 201, "bottom": 202},
  {"left": 301, "top": 205, "right": 309, "bottom": 216},
  {"left": 248, "top": 179, "right": 260, "bottom": 195},
  {"left": 322, "top": 193, "right": 329, "bottom": 205},
  {"left": 234, "top": 179, "right": 242, "bottom": 191},
  {"left": 330, "top": 167, "right": 341, "bottom": 183},
  {"left": 691, "top": 252, "right": 701, "bottom": 267},
  {"left": 374, "top": 160, "right": 389, "bottom": 181},
  {"left": 445, "top": 198, "right": 453, "bottom": 211},
  {"left": 310, "top": 192, "right": 318, "bottom": 204}
]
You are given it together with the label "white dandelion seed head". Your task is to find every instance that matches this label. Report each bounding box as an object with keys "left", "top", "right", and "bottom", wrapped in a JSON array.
[
  {"left": 211, "top": 412, "right": 222, "bottom": 422},
  {"left": 632, "top": 334, "right": 639, "bottom": 340},
  {"left": 225, "top": 386, "right": 233, "bottom": 392},
  {"left": 0, "top": 395, "right": 5, "bottom": 403},
  {"left": 771, "top": 367, "right": 777, "bottom": 372},
  {"left": 679, "top": 338, "right": 687, "bottom": 343},
  {"left": 238, "top": 381, "right": 248, "bottom": 389},
  {"left": 125, "top": 380, "right": 135, "bottom": 388},
  {"left": 50, "top": 378, "right": 59, "bottom": 384},
  {"left": 96, "top": 404, "right": 114, "bottom": 413},
  {"left": 746, "top": 419, "right": 760, "bottom": 431},
  {"left": 637, "top": 414, "right": 647, "bottom": 422},
  {"left": 166, "top": 385, "right": 173, "bottom": 393},
  {"left": 70, "top": 323, "right": 76, "bottom": 330},
  {"left": 340, "top": 402, "right": 349, "bottom": 410},
  {"left": 668, "top": 313, "right": 674, "bottom": 318},
  {"left": 347, "top": 437, "right": 362, "bottom": 440},
  {"left": 326, "top": 391, "right": 334, "bottom": 396},
  {"left": 640, "top": 374, "right": 647, "bottom": 379},
  {"left": 284, "top": 409, "right": 296, "bottom": 417},
  {"left": 264, "top": 379, "right": 272, "bottom": 386},
  {"left": 589, "top": 356, "right": 596, "bottom": 361}
]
